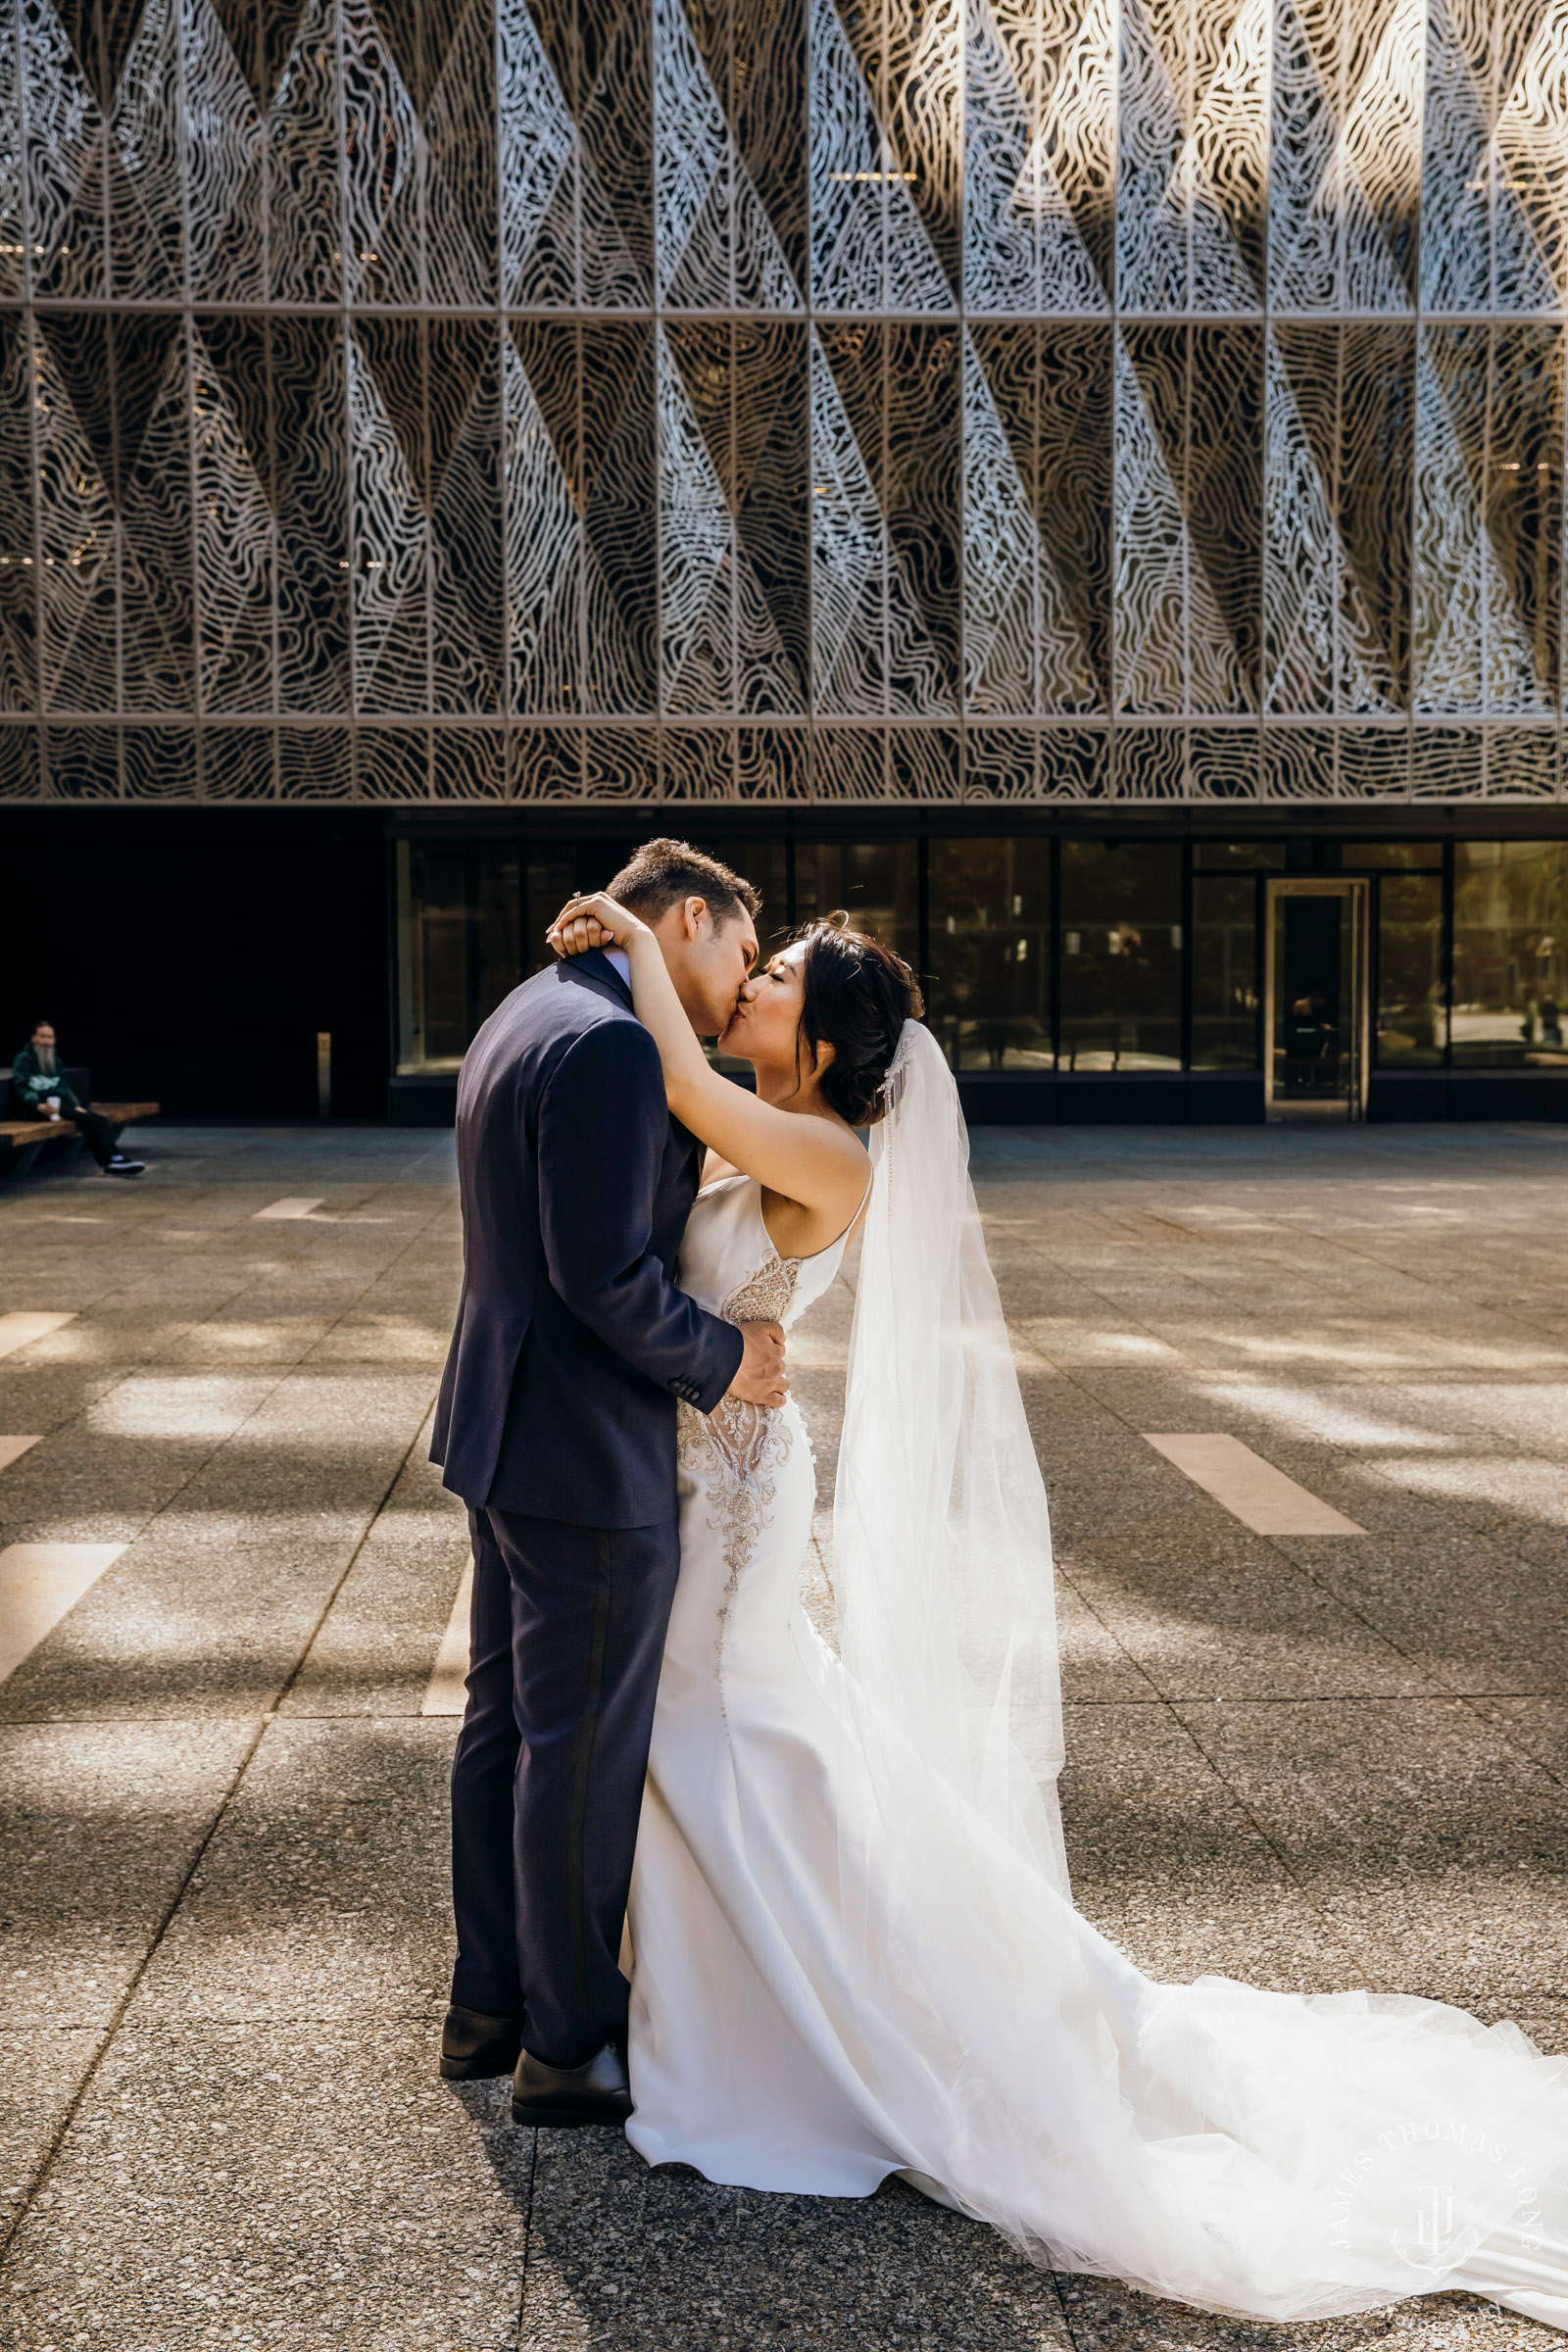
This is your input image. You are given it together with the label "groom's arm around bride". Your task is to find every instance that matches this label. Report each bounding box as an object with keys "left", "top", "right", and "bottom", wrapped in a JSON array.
[{"left": 430, "top": 838, "right": 780, "bottom": 2125}]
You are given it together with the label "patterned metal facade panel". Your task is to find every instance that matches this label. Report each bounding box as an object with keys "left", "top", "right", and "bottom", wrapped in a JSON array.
[{"left": 3, "top": 0, "right": 1568, "bottom": 800}]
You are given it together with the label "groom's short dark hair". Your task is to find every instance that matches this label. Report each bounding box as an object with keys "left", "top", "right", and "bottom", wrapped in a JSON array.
[{"left": 608, "top": 838, "right": 760, "bottom": 930}]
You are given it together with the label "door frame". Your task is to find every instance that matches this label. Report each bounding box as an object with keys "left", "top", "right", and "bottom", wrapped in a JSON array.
[{"left": 1263, "top": 877, "right": 1371, "bottom": 1124}]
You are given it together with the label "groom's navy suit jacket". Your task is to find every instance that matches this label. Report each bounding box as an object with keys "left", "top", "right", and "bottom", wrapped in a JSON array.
[{"left": 431, "top": 948, "right": 743, "bottom": 1527}]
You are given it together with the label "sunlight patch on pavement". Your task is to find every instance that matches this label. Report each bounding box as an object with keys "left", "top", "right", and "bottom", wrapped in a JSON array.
[
  {"left": 1159, "top": 1323, "right": 1568, "bottom": 1373},
  {"left": 421, "top": 1556, "right": 474, "bottom": 1717},
  {"left": 0, "top": 1311, "right": 76, "bottom": 1360},
  {"left": 1017, "top": 1322, "right": 1183, "bottom": 1365},
  {"left": 1143, "top": 1434, "right": 1365, "bottom": 1535},
  {"left": 1374, "top": 1456, "right": 1568, "bottom": 1526},
  {"left": 0, "top": 1544, "right": 126, "bottom": 1684},
  {"left": 85, "top": 1377, "right": 269, "bottom": 1442},
  {"left": 252, "top": 1199, "right": 325, "bottom": 1221},
  {"left": 1191, "top": 1383, "right": 1451, "bottom": 1450},
  {"left": 0, "top": 1436, "right": 41, "bottom": 1473}
]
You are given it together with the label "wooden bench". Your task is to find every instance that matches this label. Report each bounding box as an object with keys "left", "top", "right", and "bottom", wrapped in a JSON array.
[{"left": 0, "top": 1102, "right": 160, "bottom": 1181}]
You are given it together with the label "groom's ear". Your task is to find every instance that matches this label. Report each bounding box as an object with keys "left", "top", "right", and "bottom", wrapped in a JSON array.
[{"left": 676, "top": 895, "right": 710, "bottom": 941}]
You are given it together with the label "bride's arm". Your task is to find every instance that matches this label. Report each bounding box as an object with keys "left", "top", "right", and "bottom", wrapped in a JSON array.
[
  {"left": 700, "top": 1148, "right": 740, "bottom": 1189},
  {"left": 548, "top": 894, "right": 866, "bottom": 1228}
]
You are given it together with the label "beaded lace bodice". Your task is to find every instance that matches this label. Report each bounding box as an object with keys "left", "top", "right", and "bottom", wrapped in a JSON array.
[{"left": 675, "top": 1173, "right": 853, "bottom": 1334}]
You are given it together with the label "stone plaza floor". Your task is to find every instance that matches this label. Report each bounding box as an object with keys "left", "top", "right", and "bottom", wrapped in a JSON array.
[{"left": 0, "top": 1117, "right": 1565, "bottom": 2352}]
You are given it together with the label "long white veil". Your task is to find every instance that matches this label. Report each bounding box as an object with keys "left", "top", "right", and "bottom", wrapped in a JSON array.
[
  {"left": 832, "top": 1020, "right": 1067, "bottom": 1882},
  {"left": 821, "top": 1023, "right": 1568, "bottom": 2321},
  {"left": 832, "top": 1017, "right": 1068, "bottom": 1894}
]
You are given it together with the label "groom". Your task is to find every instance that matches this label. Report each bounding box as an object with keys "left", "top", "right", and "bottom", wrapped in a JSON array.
[{"left": 431, "top": 839, "right": 785, "bottom": 2129}]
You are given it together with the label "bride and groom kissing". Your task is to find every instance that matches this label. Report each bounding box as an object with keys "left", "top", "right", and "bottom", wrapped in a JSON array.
[{"left": 430, "top": 836, "right": 1568, "bottom": 2329}]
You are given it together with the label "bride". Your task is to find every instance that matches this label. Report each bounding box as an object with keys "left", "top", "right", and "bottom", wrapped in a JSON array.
[{"left": 546, "top": 888, "right": 1568, "bottom": 2332}]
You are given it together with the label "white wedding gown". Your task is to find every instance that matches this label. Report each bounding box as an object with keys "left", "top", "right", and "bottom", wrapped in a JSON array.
[{"left": 626, "top": 1168, "right": 1568, "bottom": 2329}]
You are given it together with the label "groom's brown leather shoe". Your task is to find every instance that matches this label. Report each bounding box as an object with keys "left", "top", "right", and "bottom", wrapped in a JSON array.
[
  {"left": 439, "top": 2005, "right": 525, "bottom": 2082},
  {"left": 512, "top": 2039, "right": 633, "bottom": 2129}
]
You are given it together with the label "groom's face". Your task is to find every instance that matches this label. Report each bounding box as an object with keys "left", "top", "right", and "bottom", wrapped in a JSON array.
[{"left": 652, "top": 897, "right": 759, "bottom": 1039}]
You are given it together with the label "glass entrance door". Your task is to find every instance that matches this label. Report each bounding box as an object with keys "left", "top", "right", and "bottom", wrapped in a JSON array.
[{"left": 1265, "top": 881, "right": 1370, "bottom": 1122}]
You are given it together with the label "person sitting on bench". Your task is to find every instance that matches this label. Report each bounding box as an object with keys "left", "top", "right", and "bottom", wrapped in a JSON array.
[{"left": 11, "top": 1021, "right": 145, "bottom": 1177}]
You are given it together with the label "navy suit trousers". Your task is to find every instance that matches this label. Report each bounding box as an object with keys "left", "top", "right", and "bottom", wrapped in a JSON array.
[{"left": 449, "top": 1504, "right": 680, "bottom": 2068}]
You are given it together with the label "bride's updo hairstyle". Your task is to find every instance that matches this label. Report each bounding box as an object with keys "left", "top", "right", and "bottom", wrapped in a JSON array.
[{"left": 795, "top": 913, "right": 924, "bottom": 1127}]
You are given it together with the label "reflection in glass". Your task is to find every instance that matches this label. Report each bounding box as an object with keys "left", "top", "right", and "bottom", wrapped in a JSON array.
[
  {"left": 1192, "top": 842, "right": 1285, "bottom": 869},
  {"left": 1347, "top": 842, "right": 1443, "bottom": 869},
  {"left": 1268, "top": 885, "right": 1366, "bottom": 1116},
  {"left": 396, "top": 840, "right": 523, "bottom": 1074},
  {"left": 1191, "top": 876, "right": 1258, "bottom": 1066},
  {"left": 926, "top": 841, "right": 1052, "bottom": 1070},
  {"left": 795, "top": 841, "right": 920, "bottom": 978},
  {"left": 1376, "top": 874, "right": 1445, "bottom": 1064},
  {"left": 700, "top": 839, "right": 791, "bottom": 957},
  {"left": 1452, "top": 842, "right": 1568, "bottom": 1065},
  {"left": 1058, "top": 843, "right": 1181, "bottom": 1070}
]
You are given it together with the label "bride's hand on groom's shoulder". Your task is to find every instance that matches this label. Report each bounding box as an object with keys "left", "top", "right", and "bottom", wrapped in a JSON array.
[
  {"left": 547, "top": 892, "right": 644, "bottom": 961},
  {"left": 727, "top": 1319, "right": 787, "bottom": 1409}
]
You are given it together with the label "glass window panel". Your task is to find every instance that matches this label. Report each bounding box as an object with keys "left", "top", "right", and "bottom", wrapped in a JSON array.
[
  {"left": 1346, "top": 842, "right": 1444, "bottom": 869},
  {"left": 523, "top": 847, "right": 582, "bottom": 981},
  {"left": 1377, "top": 873, "right": 1446, "bottom": 1065},
  {"left": 396, "top": 840, "right": 523, "bottom": 1075},
  {"left": 795, "top": 841, "right": 919, "bottom": 978},
  {"left": 927, "top": 840, "right": 1053, "bottom": 1071},
  {"left": 1453, "top": 842, "right": 1568, "bottom": 1066},
  {"left": 696, "top": 837, "right": 791, "bottom": 956},
  {"left": 1059, "top": 843, "right": 1182, "bottom": 1071},
  {"left": 1191, "top": 875, "right": 1259, "bottom": 1067},
  {"left": 1191, "top": 841, "right": 1286, "bottom": 869}
]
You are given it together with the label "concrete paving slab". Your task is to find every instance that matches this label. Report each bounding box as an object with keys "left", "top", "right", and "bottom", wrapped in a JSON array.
[
  {"left": 0, "top": 1313, "right": 77, "bottom": 1361},
  {"left": 1141, "top": 1433, "right": 1366, "bottom": 1535},
  {"left": 0, "top": 1544, "right": 127, "bottom": 1685},
  {"left": 422, "top": 1557, "right": 475, "bottom": 1717},
  {"left": 0, "top": 2028, "right": 105, "bottom": 2245},
  {"left": 1053, "top": 1578, "right": 1158, "bottom": 1703},
  {"left": 1060, "top": 1530, "right": 1433, "bottom": 1701},
  {"left": 522, "top": 2129, "right": 1072, "bottom": 2352},
  {"left": 1169, "top": 1698, "right": 1568, "bottom": 2002},
  {"left": 285, "top": 1434, "right": 470, "bottom": 1718},
  {"left": 1280, "top": 1536, "right": 1568, "bottom": 1696},
  {"left": 0, "top": 2026, "right": 530, "bottom": 2350},
  {"left": 0, "top": 1722, "right": 256, "bottom": 2028},
  {"left": 3, "top": 1124, "right": 1567, "bottom": 2349},
  {"left": 130, "top": 1718, "right": 457, "bottom": 2024},
  {"left": 0, "top": 1517, "right": 377, "bottom": 1721},
  {"left": 1464, "top": 1696, "right": 1568, "bottom": 1778},
  {"left": 1053, "top": 2273, "right": 1546, "bottom": 2352}
]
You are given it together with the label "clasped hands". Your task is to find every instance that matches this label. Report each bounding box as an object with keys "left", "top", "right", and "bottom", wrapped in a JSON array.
[
  {"left": 546, "top": 892, "right": 641, "bottom": 960},
  {"left": 546, "top": 891, "right": 788, "bottom": 1415}
]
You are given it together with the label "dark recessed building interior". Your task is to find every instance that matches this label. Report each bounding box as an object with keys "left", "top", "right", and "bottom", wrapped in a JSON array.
[{"left": 5, "top": 0, "right": 1568, "bottom": 1126}]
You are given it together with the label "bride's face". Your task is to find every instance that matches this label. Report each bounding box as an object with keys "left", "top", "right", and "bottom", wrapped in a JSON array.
[{"left": 719, "top": 943, "right": 811, "bottom": 1074}]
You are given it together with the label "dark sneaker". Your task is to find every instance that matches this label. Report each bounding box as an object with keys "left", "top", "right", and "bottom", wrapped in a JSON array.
[{"left": 105, "top": 1157, "right": 145, "bottom": 1176}]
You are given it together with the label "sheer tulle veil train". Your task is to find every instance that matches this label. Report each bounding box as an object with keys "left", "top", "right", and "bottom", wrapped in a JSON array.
[{"left": 817, "top": 1020, "right": 1568, "bottom": 2328}]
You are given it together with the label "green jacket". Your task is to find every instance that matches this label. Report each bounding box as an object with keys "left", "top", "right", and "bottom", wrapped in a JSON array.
[{"left": 11, "top": 1045, "right": 81, "bottom": 1113}]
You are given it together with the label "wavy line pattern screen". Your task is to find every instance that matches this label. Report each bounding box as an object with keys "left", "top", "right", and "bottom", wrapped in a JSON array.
[{"left": 0, "top": 0, "right": 1566, "bottom": 801}]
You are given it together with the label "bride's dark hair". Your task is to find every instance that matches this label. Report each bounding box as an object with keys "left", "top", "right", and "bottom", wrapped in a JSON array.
[{"left": 796, "top": 914, "right": 924, "bottom": 1126}]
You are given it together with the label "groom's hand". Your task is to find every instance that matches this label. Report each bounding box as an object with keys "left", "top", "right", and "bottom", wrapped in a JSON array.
[{"left": 726, "top": 1320, "right": 787, "bottom": 1409}]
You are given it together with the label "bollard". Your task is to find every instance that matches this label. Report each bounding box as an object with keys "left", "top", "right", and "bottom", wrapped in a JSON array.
[{"left": 317, "top": 1031, "right": 332, "bottom": 1119}]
